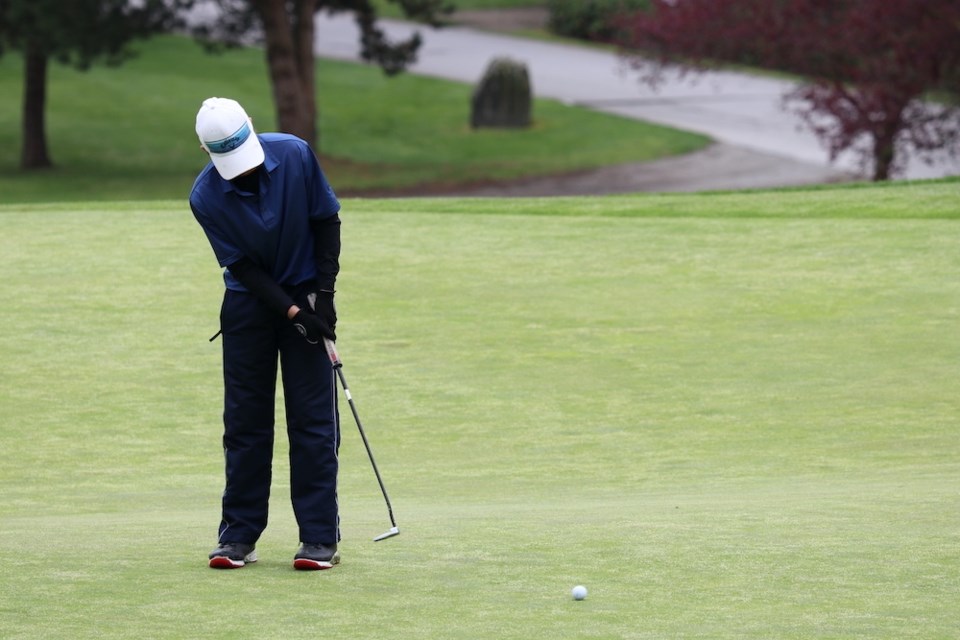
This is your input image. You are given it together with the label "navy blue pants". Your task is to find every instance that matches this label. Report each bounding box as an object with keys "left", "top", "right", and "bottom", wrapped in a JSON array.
[{"left": 217, "top": 288, "right": 339, "bottom": 546}]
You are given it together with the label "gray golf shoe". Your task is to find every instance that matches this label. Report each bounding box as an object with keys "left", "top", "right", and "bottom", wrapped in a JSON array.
[
  {"left": 293, "top": 543, "right": 340, "bottom": 570},
  {"left": 208, "top": 542, "right": 257, "bottom": 569}
]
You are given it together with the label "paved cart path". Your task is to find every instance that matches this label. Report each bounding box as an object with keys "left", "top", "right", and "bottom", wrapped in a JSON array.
[{"left": 314, "top": 12, "right": 958, "bottom": 194}]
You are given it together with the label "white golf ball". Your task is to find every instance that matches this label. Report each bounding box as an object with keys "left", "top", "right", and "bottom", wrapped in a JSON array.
[{"left": 571, "top": 585, "right": 588, "bottom": 601}]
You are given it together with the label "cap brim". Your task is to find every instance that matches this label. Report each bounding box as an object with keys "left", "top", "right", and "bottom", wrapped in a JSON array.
[{"left": 209, "top": 134, "right": 265, "bottom": 180}]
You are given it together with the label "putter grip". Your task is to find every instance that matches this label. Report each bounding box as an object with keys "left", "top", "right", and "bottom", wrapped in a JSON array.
[{"left": 323, "top": 338, "right": 342, "bottom": 367}]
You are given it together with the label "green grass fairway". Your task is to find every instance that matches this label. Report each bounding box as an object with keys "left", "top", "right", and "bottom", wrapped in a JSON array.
[{"left": 1, "top": 181, "right": 959, "bottom": 639}]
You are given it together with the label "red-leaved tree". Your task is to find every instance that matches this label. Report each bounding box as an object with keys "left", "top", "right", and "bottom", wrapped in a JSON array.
[{"left": 615, "top": 0, "right": 960, "bottom": 180}]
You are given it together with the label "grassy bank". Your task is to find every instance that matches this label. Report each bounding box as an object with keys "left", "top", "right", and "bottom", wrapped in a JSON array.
[{"left": 0, "top": 34, "right": 708, "bottom": 203}]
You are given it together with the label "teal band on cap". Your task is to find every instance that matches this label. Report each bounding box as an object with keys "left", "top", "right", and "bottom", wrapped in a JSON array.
[{"left": 205, "top": 121, "right": 251, "bottom": 154}]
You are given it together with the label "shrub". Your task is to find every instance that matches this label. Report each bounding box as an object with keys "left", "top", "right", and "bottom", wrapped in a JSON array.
[
  {"left": 470, "top": 57, "right": 532, "bottom": 129},
  {"left": 547, "top": 0, "right": 653, "bottom": 42}
]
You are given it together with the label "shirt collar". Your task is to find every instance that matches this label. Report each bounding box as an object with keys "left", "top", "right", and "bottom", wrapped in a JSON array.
[{"left": 219, "top": 136, "right": 280, "bottom": 193}]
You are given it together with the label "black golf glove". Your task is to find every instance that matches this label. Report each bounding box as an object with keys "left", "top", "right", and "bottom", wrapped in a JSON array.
[
  {"left": 291, "top": 291, "right": 336, "bottom": 344},
  {"left": 310, "top": 290, "right": 337, "bottom": 341},
  {"left": 292, "top": 310, "right": 327, "bottom": 344}
]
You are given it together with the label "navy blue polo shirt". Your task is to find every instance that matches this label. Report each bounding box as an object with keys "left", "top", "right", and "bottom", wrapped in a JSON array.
[{"left": 189, "top": 133, "right": 340, "bottom": 291}]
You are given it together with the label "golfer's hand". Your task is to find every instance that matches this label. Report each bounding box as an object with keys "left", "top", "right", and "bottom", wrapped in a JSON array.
[
  {"left": 292, "top": 309, "right": 334, "bottom": 344},
  {"left": 310, "top": 291, "right": 337, "bottom": 341}
]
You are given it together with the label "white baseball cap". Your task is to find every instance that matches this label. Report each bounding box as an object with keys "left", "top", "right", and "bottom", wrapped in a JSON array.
[{"left": 196, "top": 97, "right": 265, "bottom": 180}]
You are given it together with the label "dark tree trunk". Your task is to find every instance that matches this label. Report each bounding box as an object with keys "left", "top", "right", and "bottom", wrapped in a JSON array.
[
  {"left": 872, "top": 133, "right": 895, "bottom": 181},
  {"left": 21, "top": 46, "right": 53, "bottom": 170},
  {"left": 871, "top": 107, "right": 904, "bottom": 181},
  {"left": 254, "top": 0, "right": 315, "bottom": 149},
  {"left": 293, "top": 0, "right": 318, "bottom": 149}
]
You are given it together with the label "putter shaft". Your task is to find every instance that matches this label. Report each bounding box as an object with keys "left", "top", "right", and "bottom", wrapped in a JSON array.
[{"left": 324, "top": 339, "right": 400, "bottom": 542}]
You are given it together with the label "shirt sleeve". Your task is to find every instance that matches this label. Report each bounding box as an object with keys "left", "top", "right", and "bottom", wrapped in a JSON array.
[
  {"left": 190, "top": 194, "right": 244, "bottom": 267},
  {"left": 300, "top": 142, "right": 341, "bottom": 221}
]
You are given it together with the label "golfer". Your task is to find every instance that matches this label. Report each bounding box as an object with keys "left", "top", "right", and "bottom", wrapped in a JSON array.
[{"left": 189, "top": 97, "right": 342, "bottom": 571}]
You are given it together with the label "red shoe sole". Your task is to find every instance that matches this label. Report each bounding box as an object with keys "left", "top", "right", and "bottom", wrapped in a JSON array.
[
  {"left": 293, "top": 558, "right": 336, "bottom": 571},
  {"left": 209, "top": 556, "right": 248, "bottom": 569}
]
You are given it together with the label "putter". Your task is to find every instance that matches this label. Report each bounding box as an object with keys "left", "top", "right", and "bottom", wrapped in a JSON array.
[{"left": 323, "top": 338, "right": 400, "bottom": 542}]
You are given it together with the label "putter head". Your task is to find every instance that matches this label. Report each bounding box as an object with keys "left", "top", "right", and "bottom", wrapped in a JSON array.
[{"left": 373, "top": 526, "right": 400, "bottom": 542}]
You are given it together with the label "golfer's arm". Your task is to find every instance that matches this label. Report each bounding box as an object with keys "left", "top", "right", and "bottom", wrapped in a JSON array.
[
  {"left": 311, "top": 214, "right": 341, "bottom": 292},
  {"left": 227, "top": 257, "right": 298, "bottom": 319}
]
